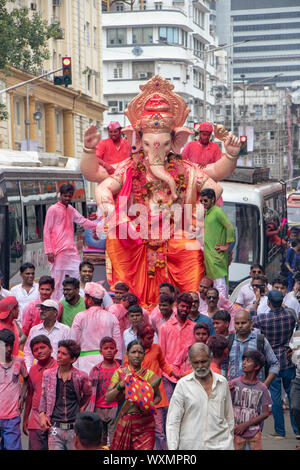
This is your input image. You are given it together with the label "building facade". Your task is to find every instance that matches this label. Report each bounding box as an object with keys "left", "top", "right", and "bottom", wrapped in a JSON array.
[
  {"left": 214, "top": 84, "right": 296, "bottom": 180},
  {"left": 0, "top": 0, "right": 106, "bottom": 164},
  {"left": 101, "top": 0, "right": 225, "bottom": 135},
  {"left": 215, "top": 0, "right": 300, "bottom": 89}
]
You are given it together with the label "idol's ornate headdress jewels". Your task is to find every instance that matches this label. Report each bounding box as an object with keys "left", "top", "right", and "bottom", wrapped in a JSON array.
[{"left": 124, "top": 75, "right": 191, "bottom": 133}]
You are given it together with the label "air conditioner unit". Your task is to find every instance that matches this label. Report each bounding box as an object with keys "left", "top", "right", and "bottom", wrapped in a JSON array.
[
  {"left": 30, "top": 2, "right": 37, "bottom": 10},
  {"left": 138, "top": 73, "right": 147, "bottom": 79}
]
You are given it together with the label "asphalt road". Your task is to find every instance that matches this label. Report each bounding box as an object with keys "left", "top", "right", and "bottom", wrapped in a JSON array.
[{"left": 20, "top": 409, "right": 298, "bottom": 451}]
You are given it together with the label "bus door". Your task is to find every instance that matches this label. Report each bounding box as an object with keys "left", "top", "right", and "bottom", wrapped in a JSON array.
[
  {"left": 20, "top": 180, "right": 48, "bottom": 282},
  {"left": 5, "top": 181, "right": 24, "bottom": 287},
  {"left": 263, "top": 189, "right": 288, "bottom": 282}
]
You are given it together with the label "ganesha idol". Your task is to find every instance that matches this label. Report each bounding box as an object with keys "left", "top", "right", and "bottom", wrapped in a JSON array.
[{"left": 81, "top": 76, "right": 240, "bottom": 309}]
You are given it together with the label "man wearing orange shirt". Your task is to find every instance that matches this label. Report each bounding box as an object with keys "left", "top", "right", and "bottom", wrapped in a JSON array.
[
  {"left": 96, "top": 121, "right": 131, "bottom": 175},
  {"left": 182, "top": 121, "right": 221, "bottom": 168},
  {"left": 158, "top": 293, "right": 195, "bottom": 402}
]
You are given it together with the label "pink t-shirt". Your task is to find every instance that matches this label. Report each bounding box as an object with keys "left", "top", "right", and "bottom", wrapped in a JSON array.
[
  {"left": 0, "top": 357, "right": 28, "bottom": 419},
  {"left": 159, "top": 316, "right": 195, "bottom": 383},
  {"left": 95, "top": 363, "right": 119, "bottom": 408},
  {"left": 28, "top": 358, "right": 57, "bottom": 429},
  {"left": 150, "top": 305, "right": 177, "bottom": 334}
]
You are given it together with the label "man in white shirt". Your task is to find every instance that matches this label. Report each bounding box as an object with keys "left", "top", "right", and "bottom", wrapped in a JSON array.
[
  {"left": 257, "top": 276, "right": 299, "bottom": 318},
  {"left": 10, "top": 263, "right": 39, "bottom": 323},
  {"left": 166, "top": 342, "right": 234, "bottom": 450},
  {"left": 235, "top": 264, "right": 272, "bottom": 309},
  {"left": 0, "top": 271, "right": 11, "bottom": 298},
  {"left": 23, "top": 299, "right": 72, "bottom": 370}
]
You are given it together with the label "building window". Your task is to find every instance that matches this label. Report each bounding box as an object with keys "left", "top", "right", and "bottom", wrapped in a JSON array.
[
  {"left": 113, "top": 62, "right": 123, "bottom": 79},
  {"left": 267, "top": 154, "right": 275, "bottom": 165},
  {"left": 87, "top": 74, "right": 91, "bottom": 91},
  {"left": 55, "top": 113, "right": 60, "bottom": 134},
  {"left": 193, "top": 38, "right": 204, "bottom": 58},
  {"left": 115, "top": 2, "right": 124, "bottom": 11},
  {"left": 267, "top": 104, "right": 276, "bottom": 115},
  {"left": 132, "top": 61, "right": 155, "bottom": 79},
  {"left": 193, "top": 8, "right": 205, "bottom": 28},
  {"left": 93, "top": 26, "right": 97, "bottom": 49},
  {"left": 253, "top": 155, "right": 263, "bottom": 166},
  {"left": 193, "top": 69, "right": 204, "bottom": 90},
  {"left": 107, "top": 28, "right": 127, "bottom": 46},
  {"left": 132, "top": 27, "right": 153, "bottom": 44},
  {"left": 268, "top": 131, "right": 275, "bottom": 140},
  {"left": 155, "top": 2, "right": 162, "bottom": 9},
  {"left": 253, "top": 105, "right": 263, "bottom": 116},
  {"left": 159, "top": 27, "right": 179, "bottom": 44},
  {"left": 86, "top": 22, "right": 90, "bottom": 47}
]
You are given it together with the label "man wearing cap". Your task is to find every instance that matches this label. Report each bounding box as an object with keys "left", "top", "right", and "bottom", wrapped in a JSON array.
[
  {"left": 253, "top": 290, "right": 299, "bottom": 439},
  {"left": 0, "top": 296, "right": 23, "bottom": 357},
  {"left": 182, "top": 121, "right": 222, "bottom": 168},
  {"left": 23, "top": 299, "right": 72, "bottom": 370},
  {"left": 81, "top": 122, "right": 131, "bottom": 184},
  {"left": 21, "top": 276, "right": 63, "bottom": 337},
  {"left": 71, "top": 282, "right": 122, "bottom": 374}
]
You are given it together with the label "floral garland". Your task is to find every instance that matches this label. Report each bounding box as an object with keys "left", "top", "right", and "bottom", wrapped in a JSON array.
[{"left": 131, "top": 151, "right": 187, "bottom": 278}]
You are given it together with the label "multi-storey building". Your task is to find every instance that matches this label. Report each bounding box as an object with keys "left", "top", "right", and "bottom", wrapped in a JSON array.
[
  {"left": 215, "top": 0, "right": 300, "bottom": 89},
  {"left": 214, "top": 84, "right": 296, "bottom": 180},
  {"left": 101, "top": 0, "right": 224, "bottom": 136},
  {"left": 0, "top": 0, "right": 107, "bottom": 162}
]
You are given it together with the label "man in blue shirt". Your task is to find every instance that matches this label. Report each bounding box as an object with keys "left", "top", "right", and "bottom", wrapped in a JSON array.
[{"left": 187, "top": 291, "right": 215, "bottom": 335}]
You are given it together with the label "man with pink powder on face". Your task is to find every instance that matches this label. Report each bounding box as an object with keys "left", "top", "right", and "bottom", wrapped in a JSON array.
[
  {"left": 95, "top": 121, "right": 131, "bottom": 175},
  {"left": 43, "top": 183, "right": 98, "bottom": 301}
]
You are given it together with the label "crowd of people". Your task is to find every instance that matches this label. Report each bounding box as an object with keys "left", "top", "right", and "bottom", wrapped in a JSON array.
[{"left": 0, "top": 120, "right": 299, "bottom": 452}]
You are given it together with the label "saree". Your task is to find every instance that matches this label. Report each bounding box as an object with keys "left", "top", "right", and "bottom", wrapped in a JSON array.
[{"left": 110, "top": 367, "right": 161, "bottom": 450}]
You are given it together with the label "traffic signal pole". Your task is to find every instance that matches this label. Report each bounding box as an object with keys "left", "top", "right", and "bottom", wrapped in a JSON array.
[{"left": 0, "top": 67, "right": 63, "bottom": 95}]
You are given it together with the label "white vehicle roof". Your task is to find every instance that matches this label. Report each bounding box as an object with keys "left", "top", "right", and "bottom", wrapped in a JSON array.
[{"left": 220, "top": 180, "right": 284, "bottom": 206}]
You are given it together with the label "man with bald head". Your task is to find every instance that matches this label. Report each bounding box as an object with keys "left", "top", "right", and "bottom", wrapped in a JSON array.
[
  {"left": 166, "top": 342, "right": 234, "bottom": 450},
  {"left": 224, "top": 309, "right": 279, "bottom": 388}
]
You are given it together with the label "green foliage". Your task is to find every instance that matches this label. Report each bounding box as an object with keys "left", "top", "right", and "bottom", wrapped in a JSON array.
[{"left": 0, "top": 0, "right": 62, "bottom": 120}]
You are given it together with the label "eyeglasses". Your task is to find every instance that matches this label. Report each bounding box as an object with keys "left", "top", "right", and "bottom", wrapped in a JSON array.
[{"left": 206, "top": 295, "right": 218, "bottom": 300}]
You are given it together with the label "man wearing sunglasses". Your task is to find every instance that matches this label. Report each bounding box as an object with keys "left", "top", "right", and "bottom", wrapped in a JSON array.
[{"left": 236, "top": 265, "right": 271, "bottom": 309}]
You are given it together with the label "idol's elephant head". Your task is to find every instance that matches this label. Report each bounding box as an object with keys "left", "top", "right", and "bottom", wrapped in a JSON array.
[{"left": 122, "top": 126, "right": 193, "bottom": 200}]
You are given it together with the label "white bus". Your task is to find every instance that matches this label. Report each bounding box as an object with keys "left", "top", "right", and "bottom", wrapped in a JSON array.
[
  {"left": 220, "top": 167, "right": 288, "bottom": 298},
  {"left": 0, "top": 150, "right": 88, "bottom": 289}
]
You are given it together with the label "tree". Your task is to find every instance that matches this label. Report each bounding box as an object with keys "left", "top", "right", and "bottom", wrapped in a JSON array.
[{"left": 0, "top": 0, "right": 62, "bottom": 120}]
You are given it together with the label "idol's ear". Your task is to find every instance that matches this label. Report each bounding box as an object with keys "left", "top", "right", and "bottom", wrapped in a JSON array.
[
  {"left": 122, "top": 126, "right": 142, "bottom": 153},
  {"left": 171, "top": 127, "right": 194, "bottom": 154}
]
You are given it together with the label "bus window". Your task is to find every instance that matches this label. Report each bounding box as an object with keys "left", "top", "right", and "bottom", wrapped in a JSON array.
[
  {"left": 223, "top": 202, "right": 260, "bottom": 265},
  {"left": 20, "top": 180, "right": 41, "bottom": 202},
  {"left": 8, "top": 201, "right": 23, "bottom": 276},
  {"left": 24, "top": 205, "right": 42, "bottom": 242},
  {"left": 73, "top": 201, "right": 85, "bottom": 234}
]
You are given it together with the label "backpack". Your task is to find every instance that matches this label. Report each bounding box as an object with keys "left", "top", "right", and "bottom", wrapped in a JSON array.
[
  {"left": 226, "top": 332, "right": 267, "bottom": 379},
  {"left": 227, "top": 332, "right": 265, "bottom": 354}
]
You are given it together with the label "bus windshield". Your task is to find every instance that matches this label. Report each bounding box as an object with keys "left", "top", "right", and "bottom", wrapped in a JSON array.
[
  {"left": 222, "top": 202, "right": 260, "bottom": 266},
  {"left": 287, "top": 206, "right": 300, "bottom": 225}
]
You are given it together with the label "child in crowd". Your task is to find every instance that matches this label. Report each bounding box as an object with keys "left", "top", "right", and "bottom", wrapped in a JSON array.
[
  {"left": 212, "top": 310, "right": 231, "bottom": 337},
  {"left": 229, "top": 350, "right": 272, "bottom": 450},
  {"left": 23, "top": 335, "right": 57, "bottom": 450},
  {"left": 0, "top": 329, "right": 28, "bottom": 450},
  {"left": 89, "top": 337, "right": 120, "bottom": 448},
  {"left": 172, "top": 323, "right": 211, "bottom": 376},
  {"left": 206, "top": 334, "right": 229, "bottom": 374},
  {"left": 123, "top": 305, "right": 157, "bottom": 357}
]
